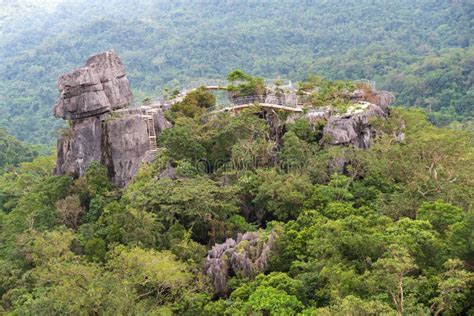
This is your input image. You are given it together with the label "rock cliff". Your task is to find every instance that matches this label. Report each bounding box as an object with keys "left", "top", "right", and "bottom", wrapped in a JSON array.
[
  {"left": 301, "top": 91, "right": 393, "bottom": 150},
  {"left": 53, "top": 51, "right": 170, "bottom": 186}
]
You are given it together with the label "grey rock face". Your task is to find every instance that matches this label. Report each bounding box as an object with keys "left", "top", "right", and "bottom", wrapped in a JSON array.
[
  {"left": 306, "top": 106, "right": 332, "bottom": 122},
  {"left": 205, "top": 231, "right": 277, "bottom": 296},
  {"left": 55, "top": 111, "right": 157, "bottom": 186},
  {"left": 152, "top": 107, "right": 172, "bottom": 133},
  {"left": 85, "top": 52, "right": 132, "bottom": 110},
  {"left": 53, "top": 51, "right": 132, "bottom": 120},
  {"left": 53, "top": 51, "right": 168, "bottom": 186},
  {"left": 374, "top": 91, "right": 395, "bottom": 110},
  {"left": 323, "top": 103, "right": 387, "bottom": 149},
  {"left": 103, "top": 115, "right": 151, "bottom": 187},
  {"left": 54, "top": 116, "right": 103, "bottom": 176},
  {"left": 156, "top": 162, "right": 178, "bottom": 181}
]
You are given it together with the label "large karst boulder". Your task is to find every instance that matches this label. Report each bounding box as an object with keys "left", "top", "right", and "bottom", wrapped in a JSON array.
[
  {"left": 53, "top": 51, "right": 133, "bottom": 120},
  {"left": 53, "top": 51, "right": 170, "bottom": 186},
  {"left": 103, "top": 115, "right": 152, "bottom": 187}
]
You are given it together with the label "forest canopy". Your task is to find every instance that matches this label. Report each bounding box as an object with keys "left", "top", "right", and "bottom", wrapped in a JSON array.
[
  {"left": 1, "top": 76, "right": 473, "bottom": 313},
  {"left": 0, "top": 0, "right": 473, "bottom": 144}
]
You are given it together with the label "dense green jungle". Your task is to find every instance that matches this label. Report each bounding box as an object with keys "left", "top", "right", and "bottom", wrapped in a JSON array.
[{"left": 0, "top": 0, "right": 473, "bottom": 315}]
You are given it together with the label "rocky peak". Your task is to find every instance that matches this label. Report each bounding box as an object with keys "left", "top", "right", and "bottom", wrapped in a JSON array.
[
  {"left": 322, "top": 101, "right": 388, "bottom": 149},
  {"left": 53, "top": 51, "right": 170, "bottom": 186},
  {"left": 52, "top": 52, "right": 394, "bottom": 186},
  {"left": 297, "top": 88, "right": 395, "bottom": 150},
  {"left": 53, "top": 51, "right": 133, "bottom": 120}
]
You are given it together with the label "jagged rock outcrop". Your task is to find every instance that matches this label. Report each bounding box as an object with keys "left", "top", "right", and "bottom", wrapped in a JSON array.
[
  {"left": 205, "top": 231, "right": 277, "bottom": 296},
  {"left": 323, "top": 102, "right": 387, "bottom": 149},
  {"left": 151, "top": 107, "right": 172, "bottom": 133},
  {"left": 286, "top": 89, "right": 394, "bottom": 150},
  {"left": 53, "top": 51, "right": 132, "bottom": 120},
  {"left": 103, "top": 115, "right": 151, "bottom": 187},
  {"left": 53, "top": 51, "right": 170, "bottom": 186},
  {"left": 54, "top": 116, "right": 103, "bottom": 176}
]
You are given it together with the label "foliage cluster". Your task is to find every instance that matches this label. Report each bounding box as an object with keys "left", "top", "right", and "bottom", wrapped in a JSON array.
[{"left": 1, "top": 85, "right": 473, "bottom": 313}]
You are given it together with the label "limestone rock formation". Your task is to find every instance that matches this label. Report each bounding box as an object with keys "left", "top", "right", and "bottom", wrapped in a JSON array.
[
  {"left": 151, "top": 107, "right": 172, "bottom": 133},
  {"left": 53, "top": 51, "right": 170, "bottom": 186},
  {"left": 54, "top": 116, "right": 103, "bottom": 176},
  {"left": 323, "top": 102, "right": 387, "bottom": 149},
  {"left": 205, "top": 231, "right": 277, "bottom": 296},
  {"left": 103, "top": 115, "right": 151, "bottom": 187},
  {"left": 53, "top": 51, "right": 132, "bottom": 120},
  {"left": 286, "top": 88, "right": 394, "bottom": 150}
]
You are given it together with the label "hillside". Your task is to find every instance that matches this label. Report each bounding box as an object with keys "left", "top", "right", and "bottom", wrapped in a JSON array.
[
  {"left": 0, "top": 0, "right": 473, "bottom": 144},
  {"left": 1, "top": 67, "right": 473, "bottom": 313},
  {"left": 0, "top": 128, "right": 39, "bottom": 173}
]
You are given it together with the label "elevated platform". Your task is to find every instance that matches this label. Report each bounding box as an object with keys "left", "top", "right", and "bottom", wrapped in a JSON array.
[{"left": 215, "top": 103, "right": 303, "bottom": 113}]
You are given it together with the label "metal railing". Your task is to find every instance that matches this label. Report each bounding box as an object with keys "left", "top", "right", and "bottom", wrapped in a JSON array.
[
  {"left": 207, "top": 94, "right": 305, "bottom": 112},
  {"left": 180, "top": 79, "right": 230, "bottom": 94},
  {"left": 178, "top": 78, "right": 296, "bottom": 96},
  {"left": 152, "top": 77, "right": 298, "bottom": 106},
  {"left": 354, "top": 79, "right": 376, "bottom": 90},
  {"left": 149, "top": 78, "right": 377, "bottom": 113}
]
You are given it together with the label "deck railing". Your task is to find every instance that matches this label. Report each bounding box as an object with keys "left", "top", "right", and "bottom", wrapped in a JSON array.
[
  {"left": 150, "top": 78, "right": 376, "bottom": 112},
  {"left": 207, "top": 94, "right": 305, "bottom": 112},
  {"left": 353, "top": 79, "right": 376, "bottom": 90}
]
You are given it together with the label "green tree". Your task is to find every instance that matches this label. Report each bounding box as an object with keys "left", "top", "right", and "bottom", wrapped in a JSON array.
[
  {"left": 170, "top": 87, "right": 216, "bottom": 119},
  {"left": 252, "top": 170, "right": 314, "bottom": 221},
  {"left": 310, "top": 295, "right": 395, "bottom": 315},
  {"left": 159, "top": 118, "right": 206, "bottom": 161},
  {"left": 0, "top": 128, "right": 38, "bottom": 173},
  {"left": 243, "top": 286, "right": 304, "bottom": 316},
  {"left": 279, "top": 131, "right": 312, "bottom": 169},
  {"left": 107, "top": 246, "right": 192, "bottom": 303},
  {"left": 227, "top": 69, "right": 265, "bottom": 97},
  {"left": 83, "top": 237, "right": 106, "bottom": 262},
  {"left": 10, "top": 261, "right": 134, "bottom": 315},
  {"left": 417, "top": 200, "right": 463, "bottom": 234},
  {"left": 368, "top": 245, "right": 417, "bottom": 316},
  {"left": 125, "top": 176, "right": 239, "bottom": 244},
  {"left": 55, "top": 194, "right": 83, "bottom": 230},
  {"left": 430, "top": 259, "right": 474, "bottom": 315},
  {"left": 446, "top": 210, "right": 474, "bottom": 262}
]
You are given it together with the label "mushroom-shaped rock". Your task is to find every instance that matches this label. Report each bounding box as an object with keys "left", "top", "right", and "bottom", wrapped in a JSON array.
[{"left": 53, "top": 51, "right": 166, "bottom": 187}]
